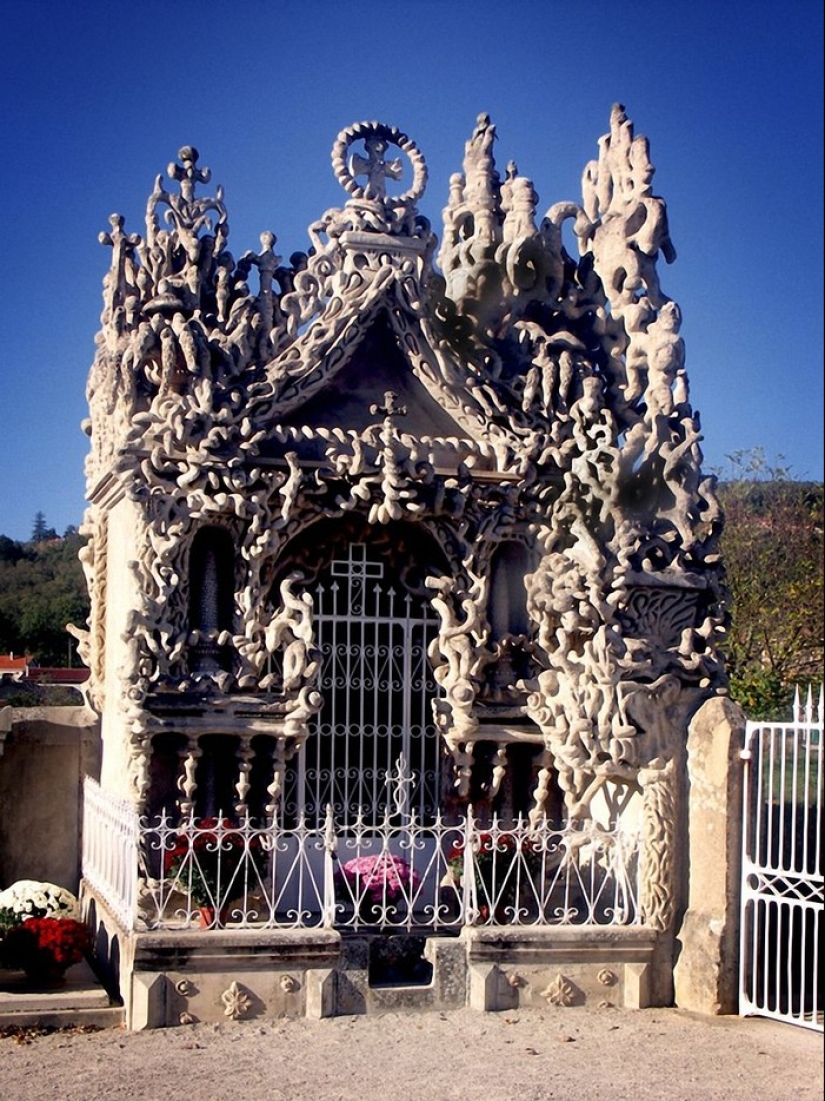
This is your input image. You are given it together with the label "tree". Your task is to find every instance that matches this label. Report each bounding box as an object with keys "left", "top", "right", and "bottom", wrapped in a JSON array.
[
  {"left": 716, "top": 451, "right": 824, "bottom": 719},
  {"left": 31, "top": 511, "right": 49, "bottom": 543},
  {"left": 0, "top": 530, "right": 90, "bottom": 666},
  {"left": 0, "top": 535, "right": 23, "bottom": 564}
]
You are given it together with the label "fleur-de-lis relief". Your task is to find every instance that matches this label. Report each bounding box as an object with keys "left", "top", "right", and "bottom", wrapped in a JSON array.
[
  {"left": 540, "top": 974, "right": 575, "bottom": 1007},
  {"left": 221, "top": 981, "right": 252, "bottom": 1019}
]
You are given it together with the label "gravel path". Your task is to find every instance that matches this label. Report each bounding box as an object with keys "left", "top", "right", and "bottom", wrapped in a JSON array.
[{"left": 2, "top": 1006, "right": 822, "bottom": 1101}]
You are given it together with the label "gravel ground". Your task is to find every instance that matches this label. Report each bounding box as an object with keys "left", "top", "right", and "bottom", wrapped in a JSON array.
[{"left": 1, "top": 1006, "right": 822, "bottom": 1101}]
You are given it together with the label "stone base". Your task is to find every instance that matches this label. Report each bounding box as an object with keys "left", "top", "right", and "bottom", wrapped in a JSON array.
[
  {"left": 129, "top": 926, "right": 343, "bottom": 1029},
  {"left": 84, "top": 883, "right": 667, "bottom": 1029},
  {"left": 464, "top": 926, "right": 660, "bottom": 1011}
]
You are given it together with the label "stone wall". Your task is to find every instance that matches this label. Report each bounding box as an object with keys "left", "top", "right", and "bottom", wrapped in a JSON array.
[{"left": 0, "top": 706, "right": 101, "bottom": 893}]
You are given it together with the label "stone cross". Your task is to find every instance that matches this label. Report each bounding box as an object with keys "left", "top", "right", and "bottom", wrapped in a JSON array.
[
  {"left": 350, "top": 136, "right": 403, "bottom": 199},
  {"left": 369, "top": 390, "right": 407, "bottom": 420},
  {"left": 167, "top": 146, "right": 211, "bottom": 205}
]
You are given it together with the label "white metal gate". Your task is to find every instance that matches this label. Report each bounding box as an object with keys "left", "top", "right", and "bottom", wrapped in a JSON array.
[
  {"left": 740, "top": 687, "right": 823, "bottom": 1031},
  {"left": 283, "top": 544, "right": 442, "bottom": 827}
]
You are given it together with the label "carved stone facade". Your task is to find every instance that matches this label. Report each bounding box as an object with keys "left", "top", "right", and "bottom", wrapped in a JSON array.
[{"left": 77, "top": 108, "right": 728, "bottom": 1019}]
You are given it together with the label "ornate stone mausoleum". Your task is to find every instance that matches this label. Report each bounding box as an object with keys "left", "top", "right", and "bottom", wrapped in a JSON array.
[{"left": 76, "top": 107, "right": 734, "bottom": 1028}]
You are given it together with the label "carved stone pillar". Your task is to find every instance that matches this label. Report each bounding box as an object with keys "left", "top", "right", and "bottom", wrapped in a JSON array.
[{"left": 638, "top": 757, "right": 677, "bottom": 933}]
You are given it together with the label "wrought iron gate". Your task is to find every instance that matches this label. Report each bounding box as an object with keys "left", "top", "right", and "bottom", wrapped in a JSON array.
[
  {"left": 740, "top": 688, "right": 823, "bottom": 1031},
  {"left": 283, "top": 544, "right": 442, "bottom": 827}
]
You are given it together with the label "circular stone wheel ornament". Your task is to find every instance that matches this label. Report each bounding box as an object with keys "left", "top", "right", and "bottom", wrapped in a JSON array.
[{"left": 332, "top": 121, "right": 427, "bottom": 206}]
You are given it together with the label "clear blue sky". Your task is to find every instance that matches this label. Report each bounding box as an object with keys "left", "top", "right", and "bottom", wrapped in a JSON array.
[{"left": 1, "top": 0, "right": 822, "bottom": 542}]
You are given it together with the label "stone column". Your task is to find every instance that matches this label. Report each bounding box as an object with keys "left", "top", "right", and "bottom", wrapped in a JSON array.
[{"left": 673, "top": 695, "right": 746, "bottom": 1014}]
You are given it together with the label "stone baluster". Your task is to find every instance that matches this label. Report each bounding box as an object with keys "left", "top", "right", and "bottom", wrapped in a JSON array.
[
  {"left": 489, "top": 743, "right": 508, "bottom": 797},
  {"left": 529, "top": 748, "right": 556, "bottom": 827},
  {"left": 234, "top": 736, "right": 254, "bottom": 815},
  {"left": 265, "top": 737, "right": 289, "bottom": 820},
  {"left": 177, "top": 737, "right": 202, "bottom": 816}
]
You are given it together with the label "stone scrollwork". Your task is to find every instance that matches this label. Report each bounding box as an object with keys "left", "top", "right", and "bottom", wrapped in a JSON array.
[
  {"left": 638, "top": 756, "right": 678, "bottom": 931},
  {"left": 261, "top": 573, "right": 319, "bottom": 693},
  {"left": 425, "top": 573, "right": 492, "bottom": 793}
]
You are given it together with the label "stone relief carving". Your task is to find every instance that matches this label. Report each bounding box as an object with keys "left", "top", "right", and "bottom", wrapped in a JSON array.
[
  {"left": 220, "top": 980, "right": 252, "bottom": 1019},
  {"left": 540, "top": 974, "right": 576, "bottom": 1007},
  {"left": 79, "top": 103, "right": 726, "bottom": 934}
]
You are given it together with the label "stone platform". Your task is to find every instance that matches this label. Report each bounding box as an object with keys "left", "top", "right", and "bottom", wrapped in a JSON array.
[{"left": 0, "top": 959, "right": 124, "bottom": 1030}]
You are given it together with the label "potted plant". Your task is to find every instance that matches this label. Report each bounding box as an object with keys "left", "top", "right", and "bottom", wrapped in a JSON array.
[
  {"left": 0, "top": 905, "right": 21, "bottom": 965},
  {"left": 0, "top": 880, "right": 81, "bottom": 920},
  {"left": 0, "top": 915, "right": 90, "bottom": 987},
  {"left": 336, "top": 852, "right": 420, "bottom": 925},
  {"left": 448, "top": 830, "right": 542, "bottom": 923},
  {"left": 164, "top": 817, "right": 265, "bottom": 927}
]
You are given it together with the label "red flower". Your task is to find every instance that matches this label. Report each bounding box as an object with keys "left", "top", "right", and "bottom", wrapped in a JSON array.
[
  {"left": 163, "top": 817, "right": 265, "bottom": 907},
  {"left": 2, "top": 918, "right": 89, "bottom": 972}
]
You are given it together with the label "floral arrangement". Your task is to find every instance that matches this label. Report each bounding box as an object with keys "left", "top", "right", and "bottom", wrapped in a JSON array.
[
  {"left": 0, "top": 917, "right": 90, "bottom": 980},
  {"left": 337, "top": 852, "right": 420, "bottom": 914},
  {"left": 0, "top": 906, "right": 19, "bottom": 936},
  {"left": 0, "top": 880, "right": 80, "bottom": 921},
  {"left": 164, "top": 817, "right": 264, "bottom": 909}
]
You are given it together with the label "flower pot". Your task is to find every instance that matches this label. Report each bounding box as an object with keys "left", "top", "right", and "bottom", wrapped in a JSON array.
[
  {"left": 197, "top": 905, "right": 229, "bottom": 929},
  {"left": 23, "top": 962, "right": 67, "bottom": 989},
  {"left": 356, "top": 900, "right": 385, "bottom": 925}
]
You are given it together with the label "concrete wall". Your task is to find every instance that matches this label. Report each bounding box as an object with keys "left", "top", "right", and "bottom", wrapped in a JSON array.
[{"left": 0, "top": 706, "right": 101, "bottom": 893}]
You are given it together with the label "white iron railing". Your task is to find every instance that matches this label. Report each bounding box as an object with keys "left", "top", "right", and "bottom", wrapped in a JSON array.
[
  {"left": 740, "top": 685, "right": 823, "bottom": 1032},
  {"left": 82, "top": 772, "right": 641, "bottom": 933},
  {"left": 82, "top": 777, "right": 140, "bottom": 930}
]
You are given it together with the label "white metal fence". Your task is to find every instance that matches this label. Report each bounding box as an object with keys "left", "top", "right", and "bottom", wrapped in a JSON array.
[
  {"left": 82, "top": 778, "right": 141, "bottom": 930},
  {"left": 82, "top": 773, "right": 642, "bottom": 933},
  {"left": 740, "top": 686, "right": 823, "bottom": 1032}
]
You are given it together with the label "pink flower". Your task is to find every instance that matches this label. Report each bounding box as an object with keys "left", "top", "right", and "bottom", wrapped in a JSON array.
[{"left": 338, "top": 853, "right": 419, "bottom": 903}]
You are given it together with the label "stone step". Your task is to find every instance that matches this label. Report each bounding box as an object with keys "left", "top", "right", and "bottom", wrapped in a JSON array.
[{"left": 0, "top": 959, "right": 124, "bottom": 1031}]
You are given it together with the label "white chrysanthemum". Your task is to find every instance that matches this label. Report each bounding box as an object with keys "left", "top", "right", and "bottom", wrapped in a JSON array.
[{"left": 0, "top": 880, "right": 80, "bottom": 919}]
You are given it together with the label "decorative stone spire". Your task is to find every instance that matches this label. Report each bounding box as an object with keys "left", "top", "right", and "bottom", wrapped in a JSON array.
[{"left": 581, "top": 103, "right": 676, "bottom": 312}]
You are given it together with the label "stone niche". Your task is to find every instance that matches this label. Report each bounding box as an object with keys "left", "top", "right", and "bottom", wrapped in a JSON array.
[{"left": 75, "top": 107, "right": 731, "bottom": 1026}]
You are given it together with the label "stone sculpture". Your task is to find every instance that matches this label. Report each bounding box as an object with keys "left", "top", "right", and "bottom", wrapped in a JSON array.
[{"left": 78, "top": 107, "right": 727, "bottom": 937}]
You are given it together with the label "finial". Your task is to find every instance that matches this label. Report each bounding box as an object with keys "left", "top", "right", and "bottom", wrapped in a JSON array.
[
  {"left": 331, "top": 121, "right": 427, "bottom": 210},
  {"left": 167, "top": 146, "right": 211, "bottom": 204}
]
